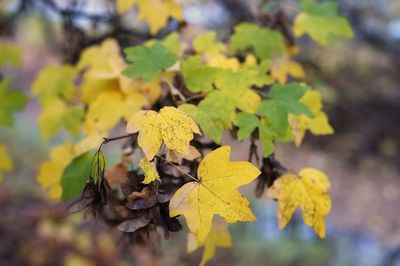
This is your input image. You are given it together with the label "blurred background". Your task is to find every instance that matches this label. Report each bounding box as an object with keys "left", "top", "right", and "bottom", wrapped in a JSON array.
[{"left": 0, "top": 0, "right": 399, "bottom": 265}]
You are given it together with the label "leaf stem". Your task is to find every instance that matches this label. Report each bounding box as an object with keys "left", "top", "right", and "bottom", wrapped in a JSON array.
[{"left": 157, "top": 155, "right": 199, "bottom": 182}]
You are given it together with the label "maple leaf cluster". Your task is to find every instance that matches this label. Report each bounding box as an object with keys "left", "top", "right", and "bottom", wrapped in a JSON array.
[{"left": 0, "top": 0, "right": 355, "bottom": 265}]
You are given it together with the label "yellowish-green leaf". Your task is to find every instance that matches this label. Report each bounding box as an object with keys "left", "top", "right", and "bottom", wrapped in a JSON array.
[
  {"left": 267, "top": 167, "right": 331, "bottom": 238},
  {"left": 138, "top": 158, "right": 160, "bottom": 184},
  {"left": 181, "top": 56, "right": 219, "bottom": 93},
  {"left": 294, "top": 0, "right": 353, "bottom": 45},
  {"left": 193, "top": 31, "right": 226, "bottom": 56},
  {"left": 0, "top": 41, "right": 22, "bottom": 68},
  {"left": 198, "top": 90, "right": 236, "bottom": 127},
  {"left": 207, "top": 54, "right": 240, "bottom": 72},
  {"left": 0, "top": 144, "right": 13, "bottom": 176},
  {"left": 236, "top": 89, "right": 261, "bottom": 114},
  {"left": 231, "top": 23, "right": 285, "bottom": 59},
  {"left": 215, "top": 61, "right": 272, "bottom": 96},
  {"left": 169, "top": 146, "right": 260, "bottom": 242},
  {"left": 32, "top": 65, "right": 77, "bottom": 106},
  {"left": 0, "top": 78, "right": 27, "bottom": 127},
  {"left": 39, "top": 99, "right": 84, "bottom": 141},
  {"left": 37, "top": 142, "right": 75, "bottom": 199},
  {"left": 289, "top": 90, "right": 334, "bottom": 146},
  {"left": 179, "top": 104, "right": 224, "bottom": 144},
  {"left": 127, "top": 107, "right": 200, "bottom": 160},
  {"left": 271, "top": 57, "right": 305, "bottom": 85}
]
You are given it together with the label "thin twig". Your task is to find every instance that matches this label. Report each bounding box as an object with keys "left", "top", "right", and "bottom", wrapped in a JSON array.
[{"left": 103, "top": 133, "right": 136, "bottom": 144}]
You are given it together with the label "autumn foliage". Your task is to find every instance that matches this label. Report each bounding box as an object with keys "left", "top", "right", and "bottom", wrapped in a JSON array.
[{"left": 0, "top": 0, "right": 354, "bottom": 265}]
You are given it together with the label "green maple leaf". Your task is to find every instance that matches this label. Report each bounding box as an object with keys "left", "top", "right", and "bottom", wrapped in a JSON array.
[
  {"left": 146, "top": 32, "right": 181, "bottom": 55},
  {"left": 199, "top": 90, "right": 236, "bottom": 127},
  {"left": 258, "top": 120, "right": 275, "bottom": 157},
  {"left": 181, "top": 56, "right": 219, "bottom": 93},
  {"left": 179, "top": 103, "right": 224, "bottom": 144},
  {"left": 215, "top": 61, "right": 273, "bottom": 95},
  {"left": 230, "top": 23, "right": 285, "bottom": 59},
  {"left": 61, "top": 152, "right": 93, "bottom": 201},
  {"left": 257, "top": 83, "right": 313, "bottom": 134},
  {"left": 294, "top": 0, "right": 353, "bottom": 45},
  {"left": 123, "top": 42, "right": 177, "bottom": 82},
  {"left": 0, "top": 79, "right": 27, "bottom": 127},
  {"left": 234, "top": 112, "right": 259, "bottom": 141}
]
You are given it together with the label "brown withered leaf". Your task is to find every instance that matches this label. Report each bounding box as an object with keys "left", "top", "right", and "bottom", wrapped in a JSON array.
[
  {"left": 67, "top": 177, "right": 111, "bottom": 220},
  {"left": 126, "top": 194, "right": 157, "bottom": 210},
  {"left": 127, "top": 187, "right": 150, "bottom": 201},
  {"left": 118, "top": 213, "right": 152, "bottom": 233},
  {"left": 105, "top": 163, "right": 129, "bottom": 187},
  {"left": 112, "top": 204, "right": 135, "bottom": 219},
  {"left": 149, "top": 205, "right": 169, "bottom": 239},
  {"left": 157, "top": 190, "right": 175, "bottom": 203},
  {"left": 121, "top": 171, "right": 145, "bottom": 197}
]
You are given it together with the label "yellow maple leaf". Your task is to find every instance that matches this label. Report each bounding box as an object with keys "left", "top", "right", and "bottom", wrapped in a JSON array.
[
  {"left": 0, "top": 144, "right": 13, "bottom": 182},
  {"left": 37, "top": 142, "right": 75, "bottom": 199},
  {"left": 289, "top": 90, "right": 334, "bottom": 146},
  {"left": 236, "top": 89, "right": 261, "bottom": 114},
  {"left": 138, "top": 158, "right": 160, "bottom": 184},
  {"left": 131, "top": 0, "right": 183, "bottom": 35},
  {"left": 192, "top": 31, "right": 241, "bottom": 72},
  {"left": 166, "top": 145, "right": 201, "bottom": 164},
  {"left": 0, "top": 144, "right": 13, "bottom": 171},
  {"left": 267, "top": 168, "right": 331, "bottom": 238},
  {"left": 77, "top": 38, "right": 161, "bottom": 106},
  {"left": 77, "top": 38, "right": 120, "bottom": 73},
  {"left": 169, "top": 146, "right": 260, "bottom": 242},
  {"left": 126, "top": 106, "right": 200, "bottom": 160},
  {"left": 79, "top": 75, "right": 120, "bottom": 105},
  {"left": 84, "top": 91, "right": 147, "bottom": 135},
  {"left": 271, "top": 56, "right": 305, "bottom": 85},
  {"left": 120, "top": 78, "right": 162, "bottom": 105},
  {"left": 207, "top": 54, "right": 240, "bottom": 72},
  {"left": 38, "top": 98, "right": 84, "bottom": 142},
  {"left": 193, "top": 31, "right": 226, "bottom": 56},
  {"left": 187, "top": 219, "right": 232, "bottom": 266}
]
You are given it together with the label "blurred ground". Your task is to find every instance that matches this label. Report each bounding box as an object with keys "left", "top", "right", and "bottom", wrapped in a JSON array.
[{"left": 1, "top": 0, "right": 400, "bottom": 265}]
